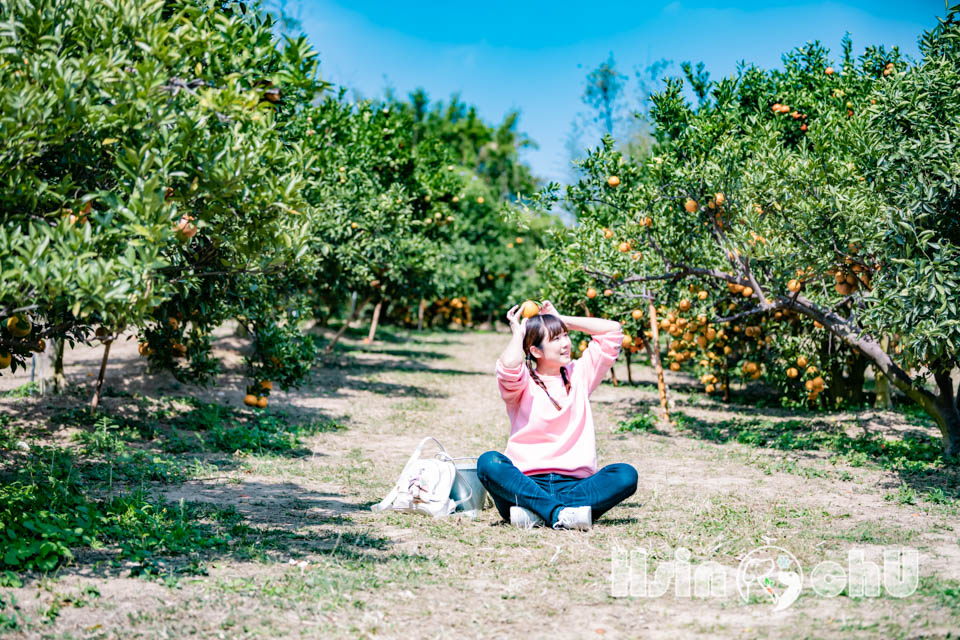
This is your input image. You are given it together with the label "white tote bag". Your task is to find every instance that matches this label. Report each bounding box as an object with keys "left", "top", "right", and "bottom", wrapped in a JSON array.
[{"left": 371, "top": 437, "right": 474, "bottom": 518}]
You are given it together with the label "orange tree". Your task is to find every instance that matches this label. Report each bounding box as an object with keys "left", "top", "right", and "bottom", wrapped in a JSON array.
[
  {"left": 536, "top": 17, "right": 960, "bottom": 455},
  {"left": 0, "top": 0, "right": 326, "bottom": 405},
  {"left": 297, "top": 90, "right": 552, "bottom": 335}
]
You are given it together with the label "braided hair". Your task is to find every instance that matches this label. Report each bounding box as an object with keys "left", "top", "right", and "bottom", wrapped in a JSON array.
[{"left": 522, "top": 314, "right": 572, "bottom": 410}]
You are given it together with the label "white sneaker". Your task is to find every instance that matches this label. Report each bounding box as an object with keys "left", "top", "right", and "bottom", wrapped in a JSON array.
[
  {"left": 552, "top": 506, "right": 592, "bottom": 531},
  {"left": 510, "top": 506, "right": 545, "bottom": 529}
]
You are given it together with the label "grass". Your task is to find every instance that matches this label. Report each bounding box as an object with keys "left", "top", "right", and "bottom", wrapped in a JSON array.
[
  {"left": 670, "top": 411, "right": 951, "bottom": 473},
  {"left": 2, "top": 330, "right": 959, "bottom": 638}
]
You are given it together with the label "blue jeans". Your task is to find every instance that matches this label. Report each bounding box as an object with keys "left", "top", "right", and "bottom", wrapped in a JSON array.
[{"left": 476, "top": 451, "right": 638, "bottom": 526}]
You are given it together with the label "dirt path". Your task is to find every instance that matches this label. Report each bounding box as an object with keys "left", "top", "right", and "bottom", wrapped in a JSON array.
[{"left": 1, "top": 327, "right": 958, "bottom": 639}]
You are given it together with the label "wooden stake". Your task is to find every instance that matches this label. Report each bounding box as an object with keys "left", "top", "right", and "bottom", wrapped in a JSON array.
[
  {"left": 648, "top": 302, "right": 670, "bottom": 423},
  {"left": 90, "top": 338, "right": 113, "bottom": 411},
  {"left": 326, "top": 295, "right": 371, "bottom": 352},
  {"left": 366, "top": 299, "right": 383, "bottom": 343},
  {"left": 874, "top": 334, "right": 893, "bottom": 409}
]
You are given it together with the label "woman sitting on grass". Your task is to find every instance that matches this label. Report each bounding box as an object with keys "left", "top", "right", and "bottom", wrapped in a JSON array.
[{"left": 477, "top": 300, "right": 638, "bottom": 530}]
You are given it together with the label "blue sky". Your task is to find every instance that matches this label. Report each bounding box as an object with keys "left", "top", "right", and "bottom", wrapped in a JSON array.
[{"left": 291, "top": 1, "right": 945, "bottom": 186}]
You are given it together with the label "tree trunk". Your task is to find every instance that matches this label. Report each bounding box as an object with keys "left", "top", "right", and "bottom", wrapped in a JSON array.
[
  {"left": 417, "top": 299, "right": 426, "bottom": 331},
  {"left": 326, "top": 296, "right": 371, "bottom": 352},
  {"left": 625, "top": 350, "right": 633, "bottom": 385},
  {"left": 609, "top": 367, "right": 619, "bottom": 387},
  {"left": 90, "top": 338, "right": 112, "bottom": 411},
  {"left": 929, "top": 369, "right": 960, "bottom": 457},
  {"left": 874, "top": 335, "right": 893, "bottom": 409},
  {"left": 366, "top": 299, "right": 383, "bottom": 344},
  {"left": 51, "top": 338, "right": 66, "bottom": 394},
  {"left": 647, "top": 302, "right": 670, "bottom": 423}
]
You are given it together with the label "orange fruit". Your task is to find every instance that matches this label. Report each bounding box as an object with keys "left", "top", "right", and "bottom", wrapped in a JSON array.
[
  {"left": 684, "top": 199, "right": 698, "bottom": 213},
  {"left": 714, "top": 192, "right": 725, "bottom": 205},
  {"left": 643, "top": 216, "right": 653, "bottom": 227},
  {"left": 32, "top": 339, "right": 46, "bottom": 353},
  {"left": 796, "top": 356, "right": 808, "bottom": 368},
  {"left": 168, "top": 317, "right": 179, "bottom": 331},
  {"left": 806, "top": 366, "right": 818, "bottom": 376},
  {"left": 622, "top": 335, "right": 633, "bottom": 347},
  {"left": 678, "top": 299, "right": 691, "bottom": 311},
  {"left": 243, "top": 394, "right": 258, "bottom": 407},
  {"left": 256, "top": 396, "right": 268, "bottom": 408},
  {"left": 603, "top": 288, "right": 613, "bottom": 296},
  {"left": 825, "top": 66, "right": 834, "bottom": 75},
  {"left": 787, "top": 279, "right": 801, "bottom": 292},
  {"left": 476, "top": 196, "right": 485, "bottom": 204},
  {"left": 786, "top": 367, "right": 799, "bottom": 379},
  {"left": 515, "top": 237, "right": 524, "bottom": 244},
  {"left": 259, "top": 380, "right": 273, "bottom": 391},
  {"left": 520, "top": 300, "right": 540, "bottom": 318},
  {"left": 138, "top": 342, "right": 152, "bottom": 357},
  {"left": 618, "top": 242, "right": 630, "bottom": 252},
  {"left": 741, "top": 287, "right": 754, "bottom": 297},
  {"left": 697, "top": 291, "right": 708, "bottom": 300},
  {"left": 603, "top": 228, "right": 614, "bottom": 239},
  {"left": 631, "top": 309, "right": 644, "bottom": 320},
  {"left": 6, "top": 316, "right": 31, "bottom": 338},
  {"left": 0, "top": 351, "right": 10, "bottom": 369},
  {"left": 669, "top": 362, "right": 681, "bottom": 371},
  {"left": 631, "top": 251, "right": 642, "bottom": 261},
  {"left": 607, "top": 175, "right": 620, "bottom": 187},
  {"left": 800, "top": 124, "right": 807, "bottom": 132},
  {"left": 772, "top": 103, "right": 782, "bottom": 113},
  {"left": 586, "top": 287, "right": 597, "bottom": 299},
  {"left": 705, "top": 384, "right": 716, "bottom": 393}
]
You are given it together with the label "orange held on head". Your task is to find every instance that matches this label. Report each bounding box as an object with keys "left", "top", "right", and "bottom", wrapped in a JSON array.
[{"left": 520, "top": 300, "right": 540, "bottom": 318}]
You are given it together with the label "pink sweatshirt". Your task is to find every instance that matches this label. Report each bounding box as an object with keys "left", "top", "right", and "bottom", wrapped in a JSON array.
[{"left": 495, "top": 327, "right": 623, "bottom": 478}]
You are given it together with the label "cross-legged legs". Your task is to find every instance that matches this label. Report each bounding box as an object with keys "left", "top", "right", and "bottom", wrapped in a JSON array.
[
  {"left": 477, "top": 451, "right": 564, "bottom": 524},
  {"left": 477, "top": 452, "right": 638, "bottom": 526},
  {"left": 552, "top": 463, "right": 638, "bottom": 521}
]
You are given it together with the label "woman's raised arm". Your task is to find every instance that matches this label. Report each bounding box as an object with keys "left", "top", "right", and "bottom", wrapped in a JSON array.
[
  {"left": 497, "top": 304, "right": 528, "bottom": 368},
  {"left": 538, "top": 300, "right": 620, "bottom": 335}
]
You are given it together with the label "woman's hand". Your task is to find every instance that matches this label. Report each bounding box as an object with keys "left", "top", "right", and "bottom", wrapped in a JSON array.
[
  {"left": 539, "top": 300, "right": 559, "bottom": 317},
  {"left": 505, "top": 304, "right": 528, "bottom": 336}
]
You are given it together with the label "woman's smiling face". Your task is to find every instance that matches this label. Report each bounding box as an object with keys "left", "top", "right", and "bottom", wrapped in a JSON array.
[{"left": 530, "top": 328, "right": 572, "bottom": 368}]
